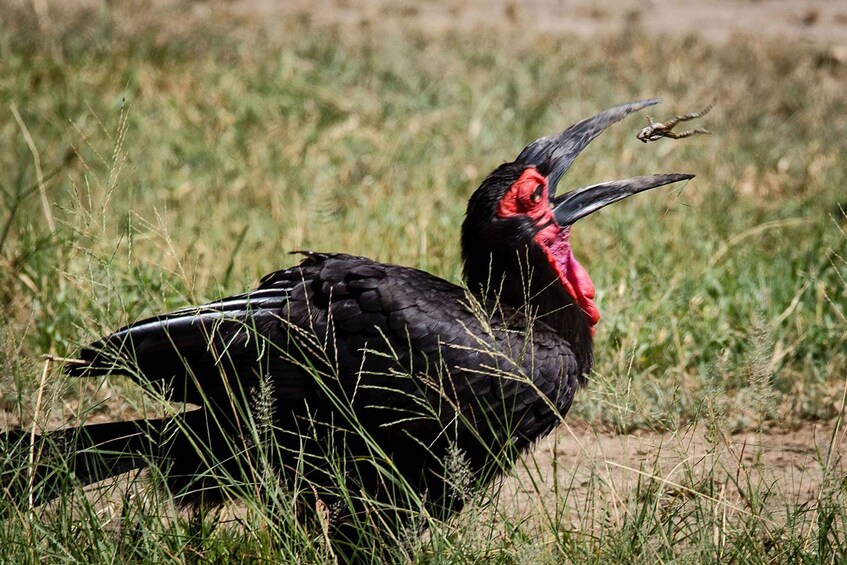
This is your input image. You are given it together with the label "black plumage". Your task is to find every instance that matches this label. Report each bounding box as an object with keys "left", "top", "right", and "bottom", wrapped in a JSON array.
[{"left": 2, "top": 99, "right": 694, "bottom": 559}]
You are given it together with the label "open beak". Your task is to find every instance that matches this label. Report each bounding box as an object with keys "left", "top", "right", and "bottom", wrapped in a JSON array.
[
  {"left": 516, "top": 99, "right": 694, "bottom": 225},
  {"left": 551, "top": 173, "right": 694, "bottom": 225}
]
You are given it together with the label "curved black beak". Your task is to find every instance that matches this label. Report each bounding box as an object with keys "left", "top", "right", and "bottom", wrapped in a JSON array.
[
  {"left": 516, "top": 98, "right": 695, "bottom": 225},
  {"left": 517, "top": 98, "right": 661, "bottom": 196},
  {"left": 552, "top": 173, "right": 694, "bottom": 225}
]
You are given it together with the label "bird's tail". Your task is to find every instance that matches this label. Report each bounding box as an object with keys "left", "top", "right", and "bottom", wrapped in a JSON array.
[{"left": 1, "top": 411, "right": 223, "bottom": 510}]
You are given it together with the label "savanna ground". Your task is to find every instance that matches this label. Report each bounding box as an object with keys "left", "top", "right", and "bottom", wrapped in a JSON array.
[{"left": 0, "top": 0, "right": 846, "bottom": 562}]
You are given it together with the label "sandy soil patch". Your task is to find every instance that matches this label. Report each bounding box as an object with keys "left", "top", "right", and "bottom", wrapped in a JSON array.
[
  {"left": 498, "top": 421, "right": 846, "bottom": 526},
  {"left": 225, "top": 0, "right": 847, "bottom": 44}
]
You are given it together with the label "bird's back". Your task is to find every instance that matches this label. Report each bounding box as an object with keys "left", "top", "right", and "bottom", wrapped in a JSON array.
[{"left": 72, "top": 252, "right": 584, "bottom": 510}]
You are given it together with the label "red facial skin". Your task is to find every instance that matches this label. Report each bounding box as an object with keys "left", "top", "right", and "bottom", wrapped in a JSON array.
[{"left": 496, "top": 168, "right": 600, "bottom": 335}]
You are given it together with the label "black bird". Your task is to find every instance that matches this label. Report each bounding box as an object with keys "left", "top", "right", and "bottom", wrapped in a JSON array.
[{"left": 3, "top": 99, "right": 692, "bottom": 556}]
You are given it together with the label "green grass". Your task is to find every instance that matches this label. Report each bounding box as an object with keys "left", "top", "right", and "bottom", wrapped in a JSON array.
[{"left": 0, "top": 1, "right": 845, "bottom": 562}]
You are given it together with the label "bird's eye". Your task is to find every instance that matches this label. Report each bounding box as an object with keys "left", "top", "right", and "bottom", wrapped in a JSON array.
[{"left": 531, "top": 184, "right": 544, "bottom": 203}]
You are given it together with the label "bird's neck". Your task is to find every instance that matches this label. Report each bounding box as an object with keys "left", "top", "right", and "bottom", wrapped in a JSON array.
[
  {"left": 525, "top": 262, "right": 595, "bottom": 376},
  {"left": 533, "top": 224, "right": 599, "bottom": 333},
  {"left": 465, "top": 245, "right": 595, "bottom": 374}
]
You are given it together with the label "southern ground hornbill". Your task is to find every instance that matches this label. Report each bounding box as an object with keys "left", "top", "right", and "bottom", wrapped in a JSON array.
[{"left": 3, "top": 99, "right": 693, "bottom": 555}]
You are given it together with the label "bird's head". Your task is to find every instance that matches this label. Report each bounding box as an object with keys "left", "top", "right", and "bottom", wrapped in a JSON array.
[{"left": 462, "top": 99, "right": 693, "bottom": 335}]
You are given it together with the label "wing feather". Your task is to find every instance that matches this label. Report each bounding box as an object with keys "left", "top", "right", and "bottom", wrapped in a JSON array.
[{"left": 68, "top": 253, "right": 580, "bottom": 455}]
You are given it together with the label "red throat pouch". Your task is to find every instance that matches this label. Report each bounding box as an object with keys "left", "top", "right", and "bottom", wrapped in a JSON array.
[{"left": 536, "top": 225, "right": 599, "bottom": 335}]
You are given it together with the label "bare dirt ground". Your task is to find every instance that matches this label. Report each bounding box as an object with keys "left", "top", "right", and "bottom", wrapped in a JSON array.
[
  {"left": 224, "top": 0, "right": 847, "bottom": 44},
  {"left": 497, "top": 422, "right": 847, "bottom": 524},
  {"left": 31, "top": 0, "right": 847, "bottom": 45}
]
